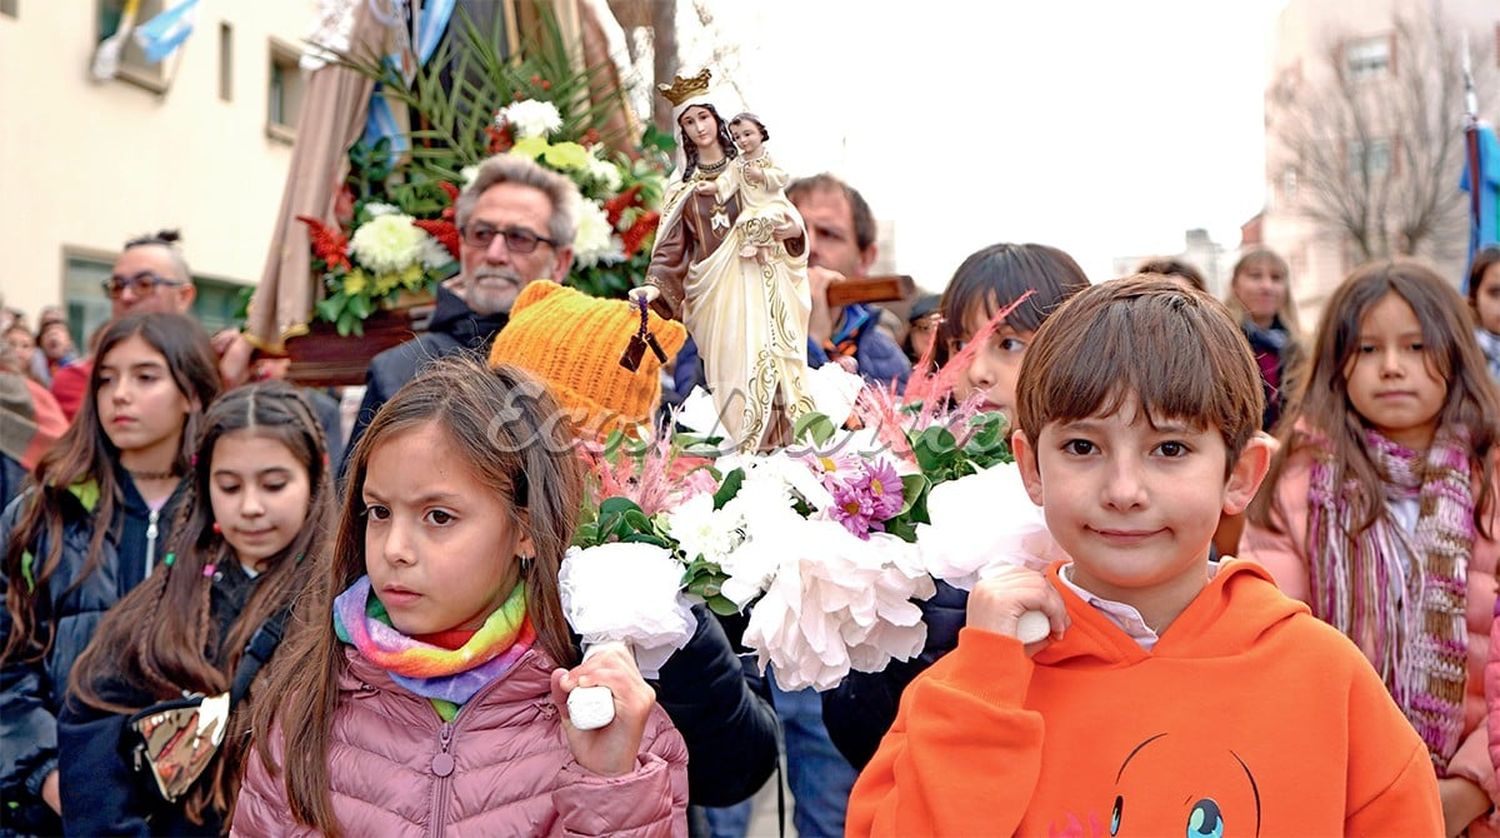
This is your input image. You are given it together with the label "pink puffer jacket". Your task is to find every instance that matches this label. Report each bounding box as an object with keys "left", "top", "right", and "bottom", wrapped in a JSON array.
[
  {"left": 1242, "top": 445, "right": 1500, "bottom": 832},
  {"left": 232, "top": 646, "right": 688, "bottom": 837}
]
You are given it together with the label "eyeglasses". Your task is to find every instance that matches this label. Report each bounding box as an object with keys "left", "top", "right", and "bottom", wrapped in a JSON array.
[
  {"left": 102, "top": 272, "right": 186, "bottom": 298},
  {"left": 461, "top": 223, "right": 557, "bottom": 254}
]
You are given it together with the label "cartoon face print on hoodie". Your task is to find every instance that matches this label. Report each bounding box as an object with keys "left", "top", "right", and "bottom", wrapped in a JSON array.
[{"left": 1107, "top": 733, "right": 1261, "bottom": 838}]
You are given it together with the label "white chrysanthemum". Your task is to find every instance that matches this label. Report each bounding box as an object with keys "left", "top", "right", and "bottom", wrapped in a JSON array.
[
  {"left": 498, "top": 99, "right": 563, "bottom": 138},
  {"left": 585, "top": 153, "right": 623, "bottom": 192},
  {"left": 460, "top": 165, "right": 479, "bottom": 187},
  {"left": 363, "top": 202, "right": 400, "bottom": 218},
  {"left": 349, "top": 214, "right": 425, "bottom": 274},
  {"left": 419, "top": 233, "right": 452, "bottom": 270},
  {"left": 572, "top": 200, "right": 624, "bottom": 268},
  {"left": 666, "top": 492, "right": 744, "bottom": 568}
]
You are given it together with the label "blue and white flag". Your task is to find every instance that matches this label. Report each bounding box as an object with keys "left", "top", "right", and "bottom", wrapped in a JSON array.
[{"left": 133, "top": 0, "right": 201, "bottom": 64}]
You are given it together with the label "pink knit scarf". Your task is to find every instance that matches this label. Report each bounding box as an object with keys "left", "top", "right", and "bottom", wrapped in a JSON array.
[{"left": 1306, "top": 427, "right": 1472, "bottom": 768}]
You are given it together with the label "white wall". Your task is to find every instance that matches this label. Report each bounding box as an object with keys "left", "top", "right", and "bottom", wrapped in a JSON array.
[{"left": 0, "top": 1, "right": 312, "bottom": 319}]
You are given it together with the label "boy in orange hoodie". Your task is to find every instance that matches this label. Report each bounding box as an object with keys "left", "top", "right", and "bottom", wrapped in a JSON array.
[{"left": 847, "top": 276, "right": 1443, "bottom": 836}]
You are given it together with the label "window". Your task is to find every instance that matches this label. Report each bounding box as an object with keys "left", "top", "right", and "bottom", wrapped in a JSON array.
[
  {"left": 218, "top": 22, "right": 232, "bottom": 101},
  {"left": 96, "top": 0, "right": 167, "bottom": 93},
  {"left": 267, "top": 40, "right": 303, "bottom": 142},
  {"left": 1344, "top": 35, "right": 1391, "bottom": 81},
  {"left": 63, "top": 254, "right": 115, "bottom": 350},
  {"left": 1347, "top": 138, "right": 1392, "bottom": 178},
  {"left": 63, "top": 252, "right": 250, "bottom": 345}
]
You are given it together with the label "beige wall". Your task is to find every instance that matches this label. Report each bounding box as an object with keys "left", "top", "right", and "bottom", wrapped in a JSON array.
[{"left": 0, "top": 1, "right": 311, "bottom": 320}]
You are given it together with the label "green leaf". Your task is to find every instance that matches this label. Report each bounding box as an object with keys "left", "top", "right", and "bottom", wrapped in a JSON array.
[
  {"left": 347, "top": 294, "right": 373, "bottom": 319},
  {"left": 792, "top": 412, "right": 836, "bottom": 446},
  {"left": 898, "top": 473, "right": 930, "bottom": 516},
  {"left": 598, "top": 497, "right": 643, "bottom": 517},
  {"left": 706, "top": 595, "right": 741, "bottom": 616},
  {"left": 712, "top": 468, "right": 745, "bottom": 510}
]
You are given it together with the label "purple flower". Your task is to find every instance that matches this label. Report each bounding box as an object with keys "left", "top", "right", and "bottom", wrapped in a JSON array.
[
  {"left": 831, "top": 483, "right": 876, "bottom": 539},
  {"left": 861, "top": 460, "right": 904, "bottom": 520}
]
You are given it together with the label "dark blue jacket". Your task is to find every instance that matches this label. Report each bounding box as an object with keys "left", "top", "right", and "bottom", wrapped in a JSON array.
[
  {"left": 341, "top": 285, "right": 508, "bottom": 477},
  {"left": 652, "top": 606, "right": 779, "bottom": 806},
  {"left": 0, "top": 473, "right": 185, "bottom": 836},
  {"left": 57, "top": 563, "right": 260, "bottom": 836}
]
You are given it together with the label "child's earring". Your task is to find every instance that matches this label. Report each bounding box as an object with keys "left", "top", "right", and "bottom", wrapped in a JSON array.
[
  {"left": 212, "top": 522, "right": 222, "bottom": 535},
  {"left": 518, "top": 555, "right": 534, "bottom": 574}
]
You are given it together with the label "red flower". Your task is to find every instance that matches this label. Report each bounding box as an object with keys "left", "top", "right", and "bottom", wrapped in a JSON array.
[
  {"left": 485, "top": 123, "right": 514, "bottom": 154},
  {"left": 413, "top": 219, "right": 461, "bottom": 259},
  {"left": 438, "top": 181, "right": 461, "bottom": 220},
  {"left": 295, "top": 215, "right": 351, "bottom": 271},
  {"left": 602, "top": 184, "right": 643, "bottom": 227},
  {"left": 621, "top": 211, "right": 659, "bottom": 258},
  {"left": 540, "top": 80, "right": 551, "bottom": 91}
]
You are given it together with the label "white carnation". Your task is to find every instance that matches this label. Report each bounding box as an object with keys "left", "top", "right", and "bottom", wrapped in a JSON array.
[{"left": 498, "top": 99, "right": 563, "bottom": 139}]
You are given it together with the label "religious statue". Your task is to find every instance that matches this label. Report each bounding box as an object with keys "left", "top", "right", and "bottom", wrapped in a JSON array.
[{"left": 629, "top": 70, "right": 815, "bottom": 452}]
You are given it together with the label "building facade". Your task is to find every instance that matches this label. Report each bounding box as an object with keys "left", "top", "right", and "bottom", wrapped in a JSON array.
[
  {"left": 1259, "top": 0, "right": 1499, "bottom": 324},
  {"left": 0, "top": 0, "right": 311, "bottom": 343}
]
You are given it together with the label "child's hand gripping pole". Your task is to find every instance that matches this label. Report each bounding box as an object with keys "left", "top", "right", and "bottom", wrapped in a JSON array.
[
  {"left": 566, "top": 641, "right": 631, "bottom": 731},
  {"left": 1015, "top": 611, "right": 1052, "bottom": 644}
]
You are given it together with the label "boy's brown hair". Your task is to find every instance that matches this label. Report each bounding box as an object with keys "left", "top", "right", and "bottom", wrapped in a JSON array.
[{"left": 1015, "top": 275, "right": 1263, "bottom": 471}]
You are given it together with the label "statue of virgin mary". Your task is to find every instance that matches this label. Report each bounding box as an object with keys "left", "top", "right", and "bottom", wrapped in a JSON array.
[{"left": 630, "top": 69, "right": 815, "bottom": 452}]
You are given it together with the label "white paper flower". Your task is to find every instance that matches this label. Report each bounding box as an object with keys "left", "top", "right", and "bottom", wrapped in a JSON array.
[
  {"left": 572, "top": 200, "right": 624, "bottom": 268},
  {"left": 363, "top": 202, "right": 400, "bottom": 218},
  {"left": 916, "top": 461, "right": 1065, "bottom": 590},
  {"left": 586, "top": 153, "right": 624, "bottom": 192},
  {"left": 349, "top": 213, "right": 426, "bottom": 274},
  {"left": 740, "top": 522, "right": 934, "bottom": 691},
  {"left": 674, "top": 387, "right": 732, "bottom": 445},
  {"left": 498, "top": 99, "right": 563, "bottom": 138},
  {"left": 558, "top": 543, "right": 696, "bottom": 677},
  {"left": 805, "top": 363, "right": 866, "bottom": 428}
]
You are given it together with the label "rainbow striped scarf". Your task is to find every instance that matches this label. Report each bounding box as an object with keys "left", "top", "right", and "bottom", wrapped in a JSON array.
[
  {"left": 333, "top": 575, "right": 536, "bottom": 706},
  {"left": 1306, "top": 427, "right": 1472, "bottom": 768}
]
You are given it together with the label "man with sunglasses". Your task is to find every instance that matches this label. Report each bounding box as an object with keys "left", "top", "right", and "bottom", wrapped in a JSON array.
[{"left": 342, "top": 154, "right": 578, "bottom": 470}]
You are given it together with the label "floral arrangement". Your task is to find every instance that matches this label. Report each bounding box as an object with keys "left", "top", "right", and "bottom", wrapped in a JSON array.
[
  {"left": 298, "top": 146, "right": 462, "bottom": 336},
  {"left": 561, "top": 295, "right": 1064, "bottom": 691},
  {"left": 476, "top": 95, "right": 670, "bottom": 299},
  {"left": 299, "top": 6, "right": 676, "bottom": 335}
]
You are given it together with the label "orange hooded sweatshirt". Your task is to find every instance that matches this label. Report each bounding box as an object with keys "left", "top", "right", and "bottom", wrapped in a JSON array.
[{"left": 847, "top": 560, "right": 1443, "bottom": 837}]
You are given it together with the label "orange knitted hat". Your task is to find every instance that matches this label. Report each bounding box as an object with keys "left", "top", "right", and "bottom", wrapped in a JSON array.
[{"left": 488, "top": 281, "right": 687, "bottom": 435}]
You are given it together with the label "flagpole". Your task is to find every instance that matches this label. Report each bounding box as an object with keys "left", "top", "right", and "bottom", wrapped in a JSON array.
[{"left": 1464, "top": 32, "right": 1483, "bottom": 279}]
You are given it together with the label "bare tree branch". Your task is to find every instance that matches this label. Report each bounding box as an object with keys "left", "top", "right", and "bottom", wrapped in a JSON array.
[{"left": 1268, "top": 7, "right": 1497, "bottom": 263}]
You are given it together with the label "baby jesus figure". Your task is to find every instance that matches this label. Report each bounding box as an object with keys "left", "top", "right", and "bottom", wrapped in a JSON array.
[{"left": 693, "top": 112, "right": 795, "bottom": 265}]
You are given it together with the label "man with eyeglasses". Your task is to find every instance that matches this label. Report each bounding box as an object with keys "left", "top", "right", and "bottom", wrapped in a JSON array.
[
  {"left": 49, "top": 231, "right": 258, "bottom": 419},
  {"left": 342, "top": 154, "right": 578, "bottom": 469}
]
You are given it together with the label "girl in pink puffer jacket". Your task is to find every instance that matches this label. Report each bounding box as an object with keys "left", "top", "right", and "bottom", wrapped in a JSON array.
[{"left": 233, "top": 358, "right": 687, "bottom": 837}]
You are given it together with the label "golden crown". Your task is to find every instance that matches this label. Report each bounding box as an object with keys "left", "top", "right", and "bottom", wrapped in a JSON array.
[{"left": 657, "top": 68, "right": 712, "bottom": 107}]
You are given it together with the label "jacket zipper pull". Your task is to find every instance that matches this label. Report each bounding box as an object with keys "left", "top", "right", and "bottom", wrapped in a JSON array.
[
  {"left": 431, "top": 722, "right": 455, "bottom": 777},
  {"left": 145, "top": 508, "right": 160, "bottom": 581}
]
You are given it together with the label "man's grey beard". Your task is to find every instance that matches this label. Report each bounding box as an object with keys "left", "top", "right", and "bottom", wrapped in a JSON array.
[{"left": 465, "top": 268, "right": 522, "bottom": 314}]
